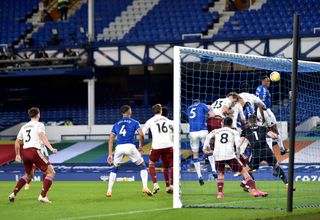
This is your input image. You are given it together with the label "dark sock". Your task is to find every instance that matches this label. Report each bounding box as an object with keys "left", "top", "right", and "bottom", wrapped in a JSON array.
[
  {"left": 245, "top": 177, "right": 256, "bottom": 190},
  {"left": 41, "top": 176, "right": 53, "bottom": 197},
  {"left": 274, "top": 166, "right": 288, "bottom": 184},
  {"left": 163, "top": 167, "right": 170, "bottom": 187},
  {"left": 149, "top": 164, "right": 157, "bottom": 184},
  {"left": 170, "top": 167, "right": 173, "bottom": 186},
  {"left": 13, "top": 177, "right": 27, "bottom": 195},
  {"left": 217, "top": 178, "right": 224, "bottom": 193}
]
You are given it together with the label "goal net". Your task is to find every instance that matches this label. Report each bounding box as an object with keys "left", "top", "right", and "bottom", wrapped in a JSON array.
[{"left": 173, "top": 46, "right": 320, "bottom": 209}]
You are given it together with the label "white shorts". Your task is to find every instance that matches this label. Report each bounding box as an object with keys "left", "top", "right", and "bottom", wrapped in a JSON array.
[
  {"left": 189, "top": 130, "right": 208, "bottom": 153},
  {"left": 113, "top": 144, "right": 144, "bottom": 167},
  {"left": 257, "top": 108, "right": 277, "bottom": 127}
]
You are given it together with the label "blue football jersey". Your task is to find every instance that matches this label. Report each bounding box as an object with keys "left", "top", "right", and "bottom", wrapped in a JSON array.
[
  {"left": 187, "top": 103, "right": 210, "bottom": 132},
  {"left": 111, "top": 117, "right": 141, "bottom": 145},
  {"left": 256, "top": 85, "right": 271, "bottom": 108}
]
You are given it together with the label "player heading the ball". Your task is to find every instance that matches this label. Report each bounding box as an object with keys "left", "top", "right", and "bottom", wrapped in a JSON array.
[
  {"left": 256, "top": 75, "right": 289, "bottom": 155},
  {"left": 107, "top": 105, "right": 152, "bottom": 197},
  {"left": 8, "top": 107, "right": 58, "bottom": 204}
]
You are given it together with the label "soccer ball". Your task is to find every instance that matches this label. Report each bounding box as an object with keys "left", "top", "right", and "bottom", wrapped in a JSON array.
[{"left": 270, "top": 71, "right": 280, "bottom": 82}]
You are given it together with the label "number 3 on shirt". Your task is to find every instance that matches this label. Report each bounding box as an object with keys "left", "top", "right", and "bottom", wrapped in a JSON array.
[
  {"left": 119, "top": 125, "right": 127, "bottom": 136},
  {"left": 189, "top": 107, "right": 196, "bottom": 119}
]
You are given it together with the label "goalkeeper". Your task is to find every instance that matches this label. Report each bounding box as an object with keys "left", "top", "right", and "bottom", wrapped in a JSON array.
[{"left": 240, "top": 115, "right": 293, "bottom": 190}]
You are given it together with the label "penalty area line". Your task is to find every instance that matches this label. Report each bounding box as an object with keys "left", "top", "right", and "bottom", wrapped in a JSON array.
[{"left": 59, "top": 207, "right": 173, "bottom": 220}]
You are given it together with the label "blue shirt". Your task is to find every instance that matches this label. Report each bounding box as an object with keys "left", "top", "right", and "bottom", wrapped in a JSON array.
[
  {"left": 111, "top": 117, "right": 141, "bottom": 145},
  {"left": 243, "top": 102, "right": 254, "bottom": 121},
  {"left": 256, "top": 85, "right": 271, "bottom": 108},
  {"left": 187, "top": 103, "right": 210, "bottom": 132}
]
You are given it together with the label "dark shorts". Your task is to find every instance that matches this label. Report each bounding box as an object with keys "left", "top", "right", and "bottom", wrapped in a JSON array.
[
  {"left": 207, "top": 116, "right": 223, "bottom": 132},
  {"left": 249, "top": 148, "right": 277, "bottom": 170},
  {"left": 149, "top": 147, "right": 173, "bottom": 167},
  {"left": 216, "top": 158, "right": 244, "bottom": 173},
  {"left": 22, "top": 148, "right": 50, "bottom": 174}
]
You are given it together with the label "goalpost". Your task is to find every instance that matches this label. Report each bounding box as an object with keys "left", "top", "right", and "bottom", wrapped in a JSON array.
[{"left": 173, "top": 46, "right": 320, "bottom": 209}]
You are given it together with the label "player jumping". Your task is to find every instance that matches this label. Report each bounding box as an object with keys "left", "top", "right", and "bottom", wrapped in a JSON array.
[
  {"left": 203, "top": 117, "right": 268, "bottom": 199},
  {"left": 107, "top": 105, "right": 152, "bottom": 197},
  {"left": 187, "top": 99, "right": 216, "bottom": 185},
  {"left": 143, "top": 104, "right": 173, "bottom": 194},
  {"left": 256, "top": 76, "right": 289, "bottom": 155},
  {"left": 240, "top": 115, "right": 293, "bottom": 190},
  {"left": 8, "top": 107, "right": 57, "bottom": 203}
]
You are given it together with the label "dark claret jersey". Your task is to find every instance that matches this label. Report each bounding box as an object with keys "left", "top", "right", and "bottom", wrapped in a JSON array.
[{"left": 241, "top": 125, "right": 269, "bottom": 150}]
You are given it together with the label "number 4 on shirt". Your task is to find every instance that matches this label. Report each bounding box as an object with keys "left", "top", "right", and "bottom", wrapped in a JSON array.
[{"left": 119, "top": 125, "right": 127, "bottom": 136}]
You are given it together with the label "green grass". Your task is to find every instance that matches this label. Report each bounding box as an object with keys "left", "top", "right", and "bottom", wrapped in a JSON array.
[
  {"left": 0, "top": 181, "right": 319, "bottom": 220},
  {"left": 181, "top": 180, "right": 320, "bottom": 209}
]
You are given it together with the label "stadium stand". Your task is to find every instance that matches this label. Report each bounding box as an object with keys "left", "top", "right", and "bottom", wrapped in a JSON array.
[
  {"left": 31, "top": 0, "right": 134, "bottom": 47},
  {"left": 119, "top": 0, "right": 219, "bottom": 43},
  {"left": 216, "top": 0, "right": 320, "bottom": 39},
  {"left": 0, "top": 0, "right": 37, "bottom": 46}
]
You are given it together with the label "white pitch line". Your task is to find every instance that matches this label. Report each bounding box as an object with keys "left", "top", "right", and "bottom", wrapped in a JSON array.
[{"left": 59, "top": 207, "right": 173, "bottom": 220}]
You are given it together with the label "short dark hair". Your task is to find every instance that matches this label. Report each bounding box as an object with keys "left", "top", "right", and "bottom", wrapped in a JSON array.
[
  {"left": 152, "top": 104, "right": 162, "bottom": 114},
  {"left": 248, "top": 114, "right": 258, "bottom": 124},
  {"left": 28, "top": 107, "right": 40, "bottom": 118},
  {"left": 120, "top": 105, "right": 131, "bottom": 114},
  {"left": 223, "top": 117, "right": 233, "bottom": 127},
  {"left": 192, "top": 99, "right": 200, "bottom": 105},
  {"left": 161, "top": 106, "right": 168, "bottom": 117},
  {"left": 261, "top": 75, "right": 270, "bottom": 81},
  {"left": 227, "top": 92, "right": 240, "bottom": 101}
]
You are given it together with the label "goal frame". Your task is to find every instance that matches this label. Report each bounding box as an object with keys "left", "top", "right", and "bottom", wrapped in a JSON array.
[{"left": 172, "top": 45, "right": 320, "bottom": 209}]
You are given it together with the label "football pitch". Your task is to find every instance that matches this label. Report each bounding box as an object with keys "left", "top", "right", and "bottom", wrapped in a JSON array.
[{"left": 0, "top": 181, "right": 319, "bottom": 220}]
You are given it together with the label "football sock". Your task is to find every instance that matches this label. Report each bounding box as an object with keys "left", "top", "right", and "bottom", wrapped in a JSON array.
[
  {"left": 277, "top": 131, "right": 285, "bottom": 151},
  {"left": 149, "top": 164, "right": 157, "bottom": 184},
  {"left": 13, "top": 176, "right": 27, "bottom": 195},
  {"left": 140, "top": 166, "right": 148, "bottom": 188},
  {"left": 274, "top": 166, "right": 288, "bottom": 184},
  {"left": 163, "top": 167, "right": 170, "bottom": 187},
  {"left": 217, "top": 178, "right": 224, "bottom": 193},
  {"left": 193, "top": 159, "right": 202, "bottom": 178},
  {"left": 41, "top": 176, "right": 53, "bottom": 197},
  {"left": 208, "top": 153, "right": 216, "bottom": 172},
  {"left": 245, "top": 177, "right": 256, "bottom": 190},
  {"left": 107, "top": 172, "right": 117, "bottom": 192},
  {"left": 170, "top": 166, "right": 173, "bottom": 186},
  {"left": 42, "top": 173, "right": 47, "bottom": 181},
  {"left": 27, "top": 178, "right": 32, "bottom": 184}
]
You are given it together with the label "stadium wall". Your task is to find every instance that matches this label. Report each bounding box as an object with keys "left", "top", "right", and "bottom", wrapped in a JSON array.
[{"left": 0, "top": 122, "right": 288, "bottom": 141}]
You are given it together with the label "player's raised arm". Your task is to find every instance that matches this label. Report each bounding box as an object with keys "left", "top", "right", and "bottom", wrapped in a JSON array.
[
  {"left": 107, "top": 133, "right": 115, "bottom": 164},
  {"left": 137, "top": 128, "right": 144, "bottom": 153}
]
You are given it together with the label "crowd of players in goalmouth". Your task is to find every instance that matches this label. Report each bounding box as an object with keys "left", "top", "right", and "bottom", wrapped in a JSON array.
[
  {"left": 8, "top": 103, "right": 174, "bottom": 203},
  {"left": 187, "top": 75, "right": 294, "bottom": 199}
]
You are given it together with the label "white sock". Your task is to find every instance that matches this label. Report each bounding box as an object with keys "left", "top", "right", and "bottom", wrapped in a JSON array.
[
  {"left": 154, "top": 182, "right": 159, "bottom": 188},
  {"left": 107, "top": 172, "right": 117, "bottom": 192},
  {"left": 266, "top": 137, "right": 273, "bottom": 151},
  {"left": 277, "top": 131, "right": 285, "bottom": 151},
  {"left": 194, "top": 161, "right": 202, "bottom": 178},
  {"left": 208, "top": 155, "right": 216, "bottom": 172},
  {"left": 140, "top": 169, "right": 148, "bottom": 188}
]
